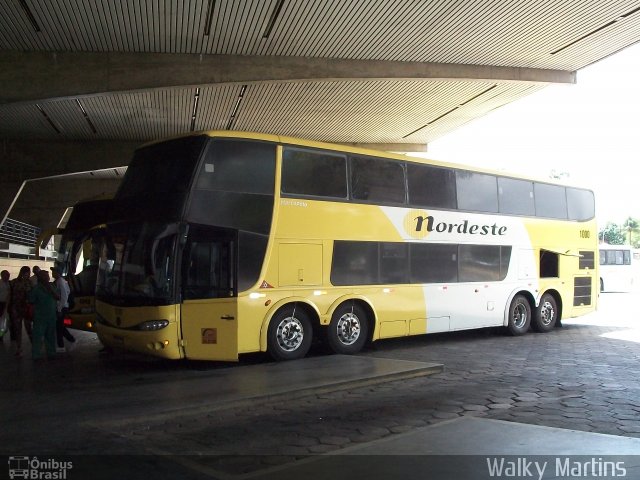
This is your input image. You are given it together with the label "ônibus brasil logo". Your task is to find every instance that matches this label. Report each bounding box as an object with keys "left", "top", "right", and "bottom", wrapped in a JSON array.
[{"left": 8, "top": 456, "right": 73, "bottom": 479}]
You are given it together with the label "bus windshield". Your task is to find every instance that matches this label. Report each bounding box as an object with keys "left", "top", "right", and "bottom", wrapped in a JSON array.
[
  {"left": 56, "top": 231, "right": 102, "bottom": 297},
  {"left": 96, "top": 222, "right": 178, "bottom": 306}
]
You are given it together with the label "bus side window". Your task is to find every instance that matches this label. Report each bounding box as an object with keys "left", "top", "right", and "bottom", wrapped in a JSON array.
[{"left": 350, "top": 156, "right": 406, "bottom": 204}]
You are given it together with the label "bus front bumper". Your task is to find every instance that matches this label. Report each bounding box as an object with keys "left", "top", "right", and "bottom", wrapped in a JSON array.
[
  {"left": 65, "top": 312, "right": 97, "bottom": 332},
  {"left": 95, "top": 322, "right": 183, "bottom": 359}
]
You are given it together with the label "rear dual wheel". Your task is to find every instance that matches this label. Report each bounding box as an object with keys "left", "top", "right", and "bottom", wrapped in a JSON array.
[
  {"left": 507, "top": 293, "right": 558, "bottom": 336},
  {"left": 326, "top": 303, "right": 369, "bottom": 355},
  {"left": 532, "top": 293, "right": 558, "bottom": 333}
]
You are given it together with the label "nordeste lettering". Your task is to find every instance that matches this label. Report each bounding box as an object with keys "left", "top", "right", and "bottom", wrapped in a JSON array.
[{"left": 415, "top": 216, "right": 507, "bottom": 236}]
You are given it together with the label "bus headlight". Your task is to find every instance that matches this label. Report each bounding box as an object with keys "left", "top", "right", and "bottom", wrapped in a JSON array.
[{"left": 137, "top": 320, "right": 170, "bottom": 331}]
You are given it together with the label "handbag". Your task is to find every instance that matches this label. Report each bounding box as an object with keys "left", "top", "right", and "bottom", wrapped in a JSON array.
[{"left": 0, "top": 312, "right": 8, "bottom": 337}]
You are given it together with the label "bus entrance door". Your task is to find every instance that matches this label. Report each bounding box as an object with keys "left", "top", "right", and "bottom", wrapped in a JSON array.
[
  {"left": 179, "top": 226, "right": 239, "bottom": 361},
  {"left": 180, "top": 299, "right": 239, "bottom": 361}
]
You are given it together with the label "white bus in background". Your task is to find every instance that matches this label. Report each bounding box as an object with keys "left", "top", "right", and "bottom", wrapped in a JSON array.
[{"left": 599, "top": 244, "right": 634, "bottom": 292}]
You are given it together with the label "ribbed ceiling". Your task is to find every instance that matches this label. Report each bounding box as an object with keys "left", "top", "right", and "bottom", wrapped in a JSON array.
[
  {"left": 0, "top": 81, "right": 546, "bottom": 143},
  {"left": 2, "top": 0, "right": 639, "bottom": 69},
  {"left": 1, "top": 0, "right": 639, "bottom": 144}
]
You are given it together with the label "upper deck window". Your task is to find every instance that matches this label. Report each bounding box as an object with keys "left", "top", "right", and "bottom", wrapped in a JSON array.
[
  {"left": 350, "top": 156, "right": 406, "bottom": 204},
  {"left": 534, "top": 183, "right": 568, "bottom": 219},
  {"left": 407, "top": 163, "right": 457, "bottom": 209},
  {"left": 498, "top": 177, "right": 535, "bottom": 216},
  {"left": 281, "top": 148, "right": 347, "bottom": 199},
  {"left": 188, "top": 139, "right": 276, "bottom": 234},
  {"left": 456, "top": 171, "right": 498, "bottom": 213},
  {"left": 118, "top": 135, "right": 207, "bottom": 199},
  {"left": 567, "top": 187, "right": 595, "bottom": 221},
  {"left": 196, "top": 140, "right": 276, "bottom": 195}
]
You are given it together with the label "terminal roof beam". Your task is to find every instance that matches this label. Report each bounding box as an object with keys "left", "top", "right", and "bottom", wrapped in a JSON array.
[{"left": 0, "top": 52, "right": 576, "bottom": 105}]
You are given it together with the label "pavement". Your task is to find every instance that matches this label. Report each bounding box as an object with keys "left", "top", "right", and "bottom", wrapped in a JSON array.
[{"left": 1, "top": 290, "right": 640, "bottom": 479}]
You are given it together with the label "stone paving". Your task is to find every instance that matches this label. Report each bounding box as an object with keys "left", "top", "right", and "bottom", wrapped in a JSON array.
[
  {"left": 92, "top": 292, "right": 640, "bottom": 474},
  {"left": 3, "top": 292, "right": 640, "bottom": 476}
]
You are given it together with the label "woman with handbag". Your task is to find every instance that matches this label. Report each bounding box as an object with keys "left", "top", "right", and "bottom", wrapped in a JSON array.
[
  {"left": 28, "top": 269, "right": 59, "bottom": 360},
  {"left": 9, "top": 266, "right": 32, "bottom": 357}
]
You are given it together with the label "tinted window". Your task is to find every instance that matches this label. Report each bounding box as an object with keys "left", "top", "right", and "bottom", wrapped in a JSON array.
[
  {"left": 456, "top": 171, "right": 498, "bottom": 213},
  {"left": 333, "top": 241, "right": 511, "bottom": 285},
  {"left": 459, "top": 245, "right": 505, "bottom": 282},
  {"left": 579, "top": 251, "right": 595, "bottom": 270},
  {"left": 331, "top": 241, "right": 378, "bottom": 285},
  {"left": 410, "top": 243, "right": 458, "bottom": 283},
  {"left": 188, "top": 140, "right": 276, "bottom": 234},
  {"left": 351, "top": 156, "right": 406, "bottom": 204},
  {"left": 498, "top": 177, "right": 535, "bottom": 216},
  {"left": 196, "top": 140, "right": 275, "bottom": 194},
  {"left": 238, "top": 232, "right": 269, "bottom": 292},
  {"left": 380, "top": 243, "right": 409, "bottom": 284},
  {"left": 534, "top": 183, "right": 567, "bottom": 219},
  {"left": 183, "top": 240, "right": 233, "bottom": 299},
  {"left": 567, "top": 188, "right": 595, "bottom": 221},
  {"left": 281, "top": 148, "right": 347, "bottom": 198},
  {"left": 118, "top": 135, "right": 207, "bottom": 198},
  {"left": 407, "top": 163, "right": 457, "bottom": 209},
  {"left": 182, "top": 227, "right": 235, "bottom": 300},
  {"left": 500, "top": 246, "right": 512, "bottom": 279}
]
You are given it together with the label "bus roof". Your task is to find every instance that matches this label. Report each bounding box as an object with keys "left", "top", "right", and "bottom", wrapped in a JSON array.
[{"left": 137, "top": 130, "right": 593, "bottom": 191}]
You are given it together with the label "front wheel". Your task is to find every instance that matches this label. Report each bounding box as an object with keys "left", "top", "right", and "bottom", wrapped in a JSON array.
[
  {"left": 507, "top": 294, "right": 531, "bottom": 336},
  {"left": 532, "top": 293, "right": 558, "bottom": 333},
  {"left": 267, "top": 305, "right": 313, "bottom": 361},
  {"left": 326, "top": 302, "right": 369, "bottom": 355}
]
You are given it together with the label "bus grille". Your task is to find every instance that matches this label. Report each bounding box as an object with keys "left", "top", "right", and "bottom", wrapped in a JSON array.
[{"left": 573, "top": 277, "right": 592, "bottom": 306}]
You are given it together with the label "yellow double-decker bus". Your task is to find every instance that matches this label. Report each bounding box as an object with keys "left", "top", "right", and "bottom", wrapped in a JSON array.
[{"left": 95, "top": 131, "right": 597, "bottom": 361}]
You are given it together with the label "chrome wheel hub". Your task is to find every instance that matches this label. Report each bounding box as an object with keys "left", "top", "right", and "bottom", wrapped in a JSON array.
[
  {"left": 276, "top": 316, "right": 304, "bottom": 352},
  {"left": 540, "top": 301, "right": 555, "bottom": 326},
  {"left": 336, "top": 312, "right": 361, "bottom": 345},
  {"left": 513, "top": 303, "right": 527, "bottom": 329}
]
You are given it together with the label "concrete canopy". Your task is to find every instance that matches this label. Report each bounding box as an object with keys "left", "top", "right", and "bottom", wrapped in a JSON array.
[{"left": 2, "top": 0, "right": 640, "bottom": 228}]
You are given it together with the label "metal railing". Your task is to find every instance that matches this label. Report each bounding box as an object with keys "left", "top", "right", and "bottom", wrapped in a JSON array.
[{"left": 0, "top": 218, "right": 41, "bottom": 247}]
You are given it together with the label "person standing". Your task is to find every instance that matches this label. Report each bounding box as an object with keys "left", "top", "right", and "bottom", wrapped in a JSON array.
[
  {"left": 51, "top": 266, "right": 76, "bottom": 352},
  {"left": 29, "top": 266, "right": 41, "bottom": 287},
  {"left": 9, "top": 266, "right": 32, "bottom": 357},
  {"left": 0, "top": 270, "right": 10, "bottom": 340},
  {"left": 28, "top": 269, "right": 58, "bottom": 360}
]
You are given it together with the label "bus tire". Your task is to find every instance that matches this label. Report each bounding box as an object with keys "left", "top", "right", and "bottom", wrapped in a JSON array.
[
  {"left": 267, "top": 305, "right": 313, "bottom": 361},
  {"left": 532, "top": 293, "right": 557, "bottom": 333},
  {"left": 507, "top": 294, "right": 531, "bottom": 336},
  {"left": 326, "top": 302, "right": 369, "bottom": 355}
]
